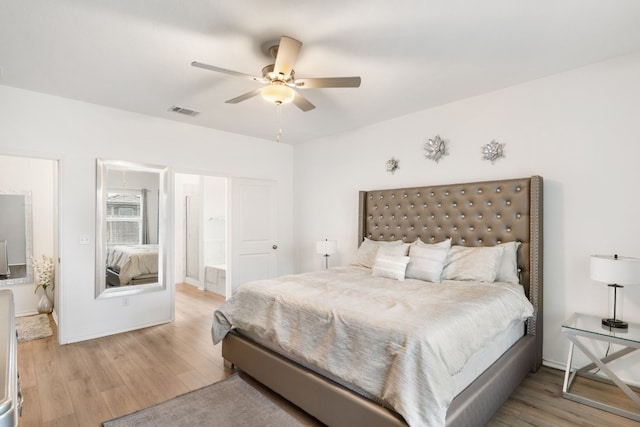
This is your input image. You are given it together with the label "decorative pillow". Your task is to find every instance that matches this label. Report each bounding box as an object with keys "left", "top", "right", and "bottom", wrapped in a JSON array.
[
  {"left": 372, "top": 254, "right": 411, "bottom": 281},
  {"left": 378, "top": 242, "right": 411, "bottom": 257},
  {"left": 414, "top": 237, "right": 452, "bottom": 248},
  {"left": 405, "top": 244, "right": 450, "bottom": 283},
  {"left": 441, "top": 245, "right": 505, "bottom": 282},
  {"left": 351, "top": 238, "right": 405, "bottom": 268},
  {"left": 495, "top": 241, "right": 521, "bottom": 284}
]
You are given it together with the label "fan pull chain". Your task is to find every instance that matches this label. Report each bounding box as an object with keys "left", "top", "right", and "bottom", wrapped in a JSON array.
[{"left": 276, "top": 103, "right": 283, "bottom": 143}]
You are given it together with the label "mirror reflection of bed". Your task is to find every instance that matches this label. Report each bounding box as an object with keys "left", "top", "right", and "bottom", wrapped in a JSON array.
[
  {"left": 105, "top": 244, "right": 159, "bottom": 287},
  {"left": 96, "top": 159, "right": 165, "bottom": 296},
  {"left": 104, "top": 185, "right": 159, "bottom": 287}
]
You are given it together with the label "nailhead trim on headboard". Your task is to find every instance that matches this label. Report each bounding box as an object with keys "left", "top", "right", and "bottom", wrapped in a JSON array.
[{"left": 358, "top": 176, "right": 543, "bottom": 343}]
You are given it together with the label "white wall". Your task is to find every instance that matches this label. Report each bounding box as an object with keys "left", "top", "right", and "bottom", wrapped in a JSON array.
[
  {"left": 0, "top": 85, "right": 294, "bottom": 343},
  {"left": 0, "top": 155, "right": 56, "bottom": 315},
  {"left": 294, "top": 51, "right": 640, "bottom": 380}
]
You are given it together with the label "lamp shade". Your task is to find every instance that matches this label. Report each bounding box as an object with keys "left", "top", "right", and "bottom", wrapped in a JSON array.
[
  {"left": 590, "top": 255, "right": 640, "bottom": 285},
  {"left": 316, "top": 240, "right": 337, "bottom": 256}
]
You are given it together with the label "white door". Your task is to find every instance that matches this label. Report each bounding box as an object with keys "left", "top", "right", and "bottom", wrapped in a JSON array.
[{"left": 229, "top": 178, "right": 278, "bottom": 297}]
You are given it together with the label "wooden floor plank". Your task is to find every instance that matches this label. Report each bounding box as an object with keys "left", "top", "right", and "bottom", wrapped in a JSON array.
[
  {"left": 18, "top": 385, "right": 42, "bottom": 427},
  {"left": 113, "top": 355, "right": 169, "bottom": 408},
  {"left": 42, "top": 413, "right": 80, "bottom": 427},
  {"left": 100, "top": 384, "right": 142, "bottom": 421},
  {"left": 17, "top": 283, "right": 640, "bottom": 426},
  {"left": 65, "top": 376, "right": 113, "bottom": 426},
  {"left": 489, "top": 363, "right": 639, "bottom": 427},
  {"left": 72, "top": 339, "right": 126, "bottom": 392},
  {"left": 32, "top": 345, "right": 76, "bottom": 423}
]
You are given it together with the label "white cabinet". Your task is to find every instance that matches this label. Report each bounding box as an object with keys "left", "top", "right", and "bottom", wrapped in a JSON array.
[{"left": 205, "top": 264, "right": 226, "bottom": 296}]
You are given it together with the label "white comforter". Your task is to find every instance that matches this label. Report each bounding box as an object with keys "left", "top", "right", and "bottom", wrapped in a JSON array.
[
  {"left": 211, "top": 266, "right": 534, "bottom": 427},
  {"left": 106, "top": 244, "right": 158, "bottom": 285}
]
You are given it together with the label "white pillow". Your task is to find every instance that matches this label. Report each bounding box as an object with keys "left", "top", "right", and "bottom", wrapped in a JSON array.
[
  {"left": 495, "top": 241, "right": 521, "bottom": 284},
  {"left": 372, "top": 254, "right": 411, "bottom": 281},
  {"left": 414, "top": 237, "right": 452, "bottom": 248},
  {"left": 378, "top": 243, "right": 410, "bottom": 257},
  {"left": 405, "top": 244, "right": 450, "bottom": 283},
  {"left": 351, "top": 238, "right": 405, "bottom": 268},
  {"left": 442, "top": 245, "right": 505, "bottom": 282}
]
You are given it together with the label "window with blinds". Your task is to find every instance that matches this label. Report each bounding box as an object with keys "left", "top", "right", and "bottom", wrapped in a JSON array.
[{"left": 106, "top": 190, "right": 144, "bottom": 245}]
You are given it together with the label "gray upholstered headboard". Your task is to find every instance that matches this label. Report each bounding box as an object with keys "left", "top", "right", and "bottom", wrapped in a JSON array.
[{"left": 358, "top": 176, "right": 543, "bottom": 352}]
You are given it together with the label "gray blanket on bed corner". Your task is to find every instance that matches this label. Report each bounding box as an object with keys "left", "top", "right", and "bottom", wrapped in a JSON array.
[{"left": 212, "top": 266, "right": 533, "bottom": 427}]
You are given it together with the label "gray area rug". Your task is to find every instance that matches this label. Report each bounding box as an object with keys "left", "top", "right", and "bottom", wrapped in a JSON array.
[
  {"left": 102, "top": 374, "right": 306, "bottom": 427},
  {"left": 16, "top": 314, "right": 53, "bottom": 342}
]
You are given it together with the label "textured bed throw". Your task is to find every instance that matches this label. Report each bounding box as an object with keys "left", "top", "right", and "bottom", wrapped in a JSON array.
[
  {"left": 102, "top": 374, "right": 305, "bottom": 427},
  {"left": 212, "top": 266, "right": 534, "bottom": 427},
  {"left": 16, "top": 314, "right": 53, "bottom": 342}
]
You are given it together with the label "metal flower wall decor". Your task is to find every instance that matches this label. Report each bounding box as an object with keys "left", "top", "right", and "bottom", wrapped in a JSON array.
[
  {"left": 424, "top": 135, "right": 448, "bottom": 163},
  {"left": 482, "top": 140, "right": 505, "bottom": 164},
  {"left": 386, "top": 157, "right": 399, "bottom": 174}
]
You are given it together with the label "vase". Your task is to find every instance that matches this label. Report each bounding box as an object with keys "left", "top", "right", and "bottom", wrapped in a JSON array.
[{"left": 37, "top": 292, "right": 53, "bottom": 314}]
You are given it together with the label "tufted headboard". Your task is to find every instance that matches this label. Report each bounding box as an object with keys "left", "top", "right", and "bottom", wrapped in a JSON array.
[{"left": 358, "top": 176, "right": 543, "bottom": 345}]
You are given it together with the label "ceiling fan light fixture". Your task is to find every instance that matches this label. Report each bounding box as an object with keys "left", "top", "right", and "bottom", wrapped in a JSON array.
[
  {"left": 193, "top": 35, "right": 359, "bottom": 113},
  {"left": 261, "top": 82, "right": 294, "bottom": 105}
]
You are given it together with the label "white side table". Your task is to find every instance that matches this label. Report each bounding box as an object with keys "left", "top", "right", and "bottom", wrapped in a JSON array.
[{"left": 562, "top": 312, "right": 640, "bottom": 421}]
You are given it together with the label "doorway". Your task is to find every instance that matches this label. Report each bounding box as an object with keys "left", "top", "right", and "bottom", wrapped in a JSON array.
[
  {"left": 174, "top": 174, "right": 280, "bottom": 300},
  {"left": 0, "top": 154, "right": 58, "bottom": 318},
  {"left": 174, "top": 173, "right": 228, "bottom": 297}
]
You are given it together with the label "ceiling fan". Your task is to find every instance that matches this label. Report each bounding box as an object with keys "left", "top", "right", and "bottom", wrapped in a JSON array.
[{"left": 191, "top": 36, "right": 361, "bottom": 112}]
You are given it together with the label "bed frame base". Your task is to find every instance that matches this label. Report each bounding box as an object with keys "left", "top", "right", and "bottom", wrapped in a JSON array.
[
  {"left": 223, "top": 332, "right": 406, "bottom": 426},
  {"left": 222, "top": 332, "right": 536, "bottom": 427}
]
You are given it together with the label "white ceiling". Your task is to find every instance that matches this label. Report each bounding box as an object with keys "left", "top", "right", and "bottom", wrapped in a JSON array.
[{"left": 2, "top": 0, "right": 640, "bottom": 144}]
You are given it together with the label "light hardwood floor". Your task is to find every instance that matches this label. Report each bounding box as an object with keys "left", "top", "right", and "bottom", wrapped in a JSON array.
[{"left": 18, "top": 284, "right": 638, "bottom": 426}]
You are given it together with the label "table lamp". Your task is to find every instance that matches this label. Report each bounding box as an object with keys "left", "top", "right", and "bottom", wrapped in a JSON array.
[
  {"left": 590, "top": 254, "right": 640, "bottom": 329},
  {"left": 316, "top": 239, "right": 337, "bottom": 270}
]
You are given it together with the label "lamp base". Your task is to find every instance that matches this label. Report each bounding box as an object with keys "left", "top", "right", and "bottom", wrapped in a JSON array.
[{"left": 602, "top": 318, "right": 628, "bottom": 329}]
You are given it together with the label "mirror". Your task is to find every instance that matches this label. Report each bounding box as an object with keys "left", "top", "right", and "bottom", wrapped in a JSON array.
[
  {"left": 95, "top": 159, "right": 168, "bottom": 298},
  {"left": 0, "top": 191, "right": 33, "bottom": 285}
]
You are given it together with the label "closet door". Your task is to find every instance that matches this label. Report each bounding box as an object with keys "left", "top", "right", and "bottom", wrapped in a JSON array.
[{"left": 229, "top": 178, "right": 278, "bottom": 296}]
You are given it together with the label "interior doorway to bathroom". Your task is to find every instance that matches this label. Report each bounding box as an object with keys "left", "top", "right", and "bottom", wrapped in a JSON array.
[{"left": 174, "top": 173, "right": 227, "bottom": 297}]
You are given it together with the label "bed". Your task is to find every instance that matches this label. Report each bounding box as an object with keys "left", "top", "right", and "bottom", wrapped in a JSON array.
[
  {"left": 105, "top": 244, "right": 159, "bottom": 286},
  {"left": 213, "top": 176, "right": 543, "bottom": 426}
]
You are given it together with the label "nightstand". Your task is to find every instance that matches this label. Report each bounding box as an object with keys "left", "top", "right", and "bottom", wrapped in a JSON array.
[{"left": 562, "top": 312, "right": 640, "bottom": 421}]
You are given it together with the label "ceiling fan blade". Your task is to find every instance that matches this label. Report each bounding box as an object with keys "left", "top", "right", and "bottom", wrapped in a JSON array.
[
  {"left": 191, "top": 61, "right": 264, "bottom": 82},
  {"left": 292, "top": 91, "right": 315, "bottom": 112},
  {"left": 225, "top": 89, "right": 262, "bottom": 104},
  {"left": 295, "top": 76, "right": 361, "bottom": 89},
  {"left": 273, "top": 36, "right": 302, "bottom": 80}
]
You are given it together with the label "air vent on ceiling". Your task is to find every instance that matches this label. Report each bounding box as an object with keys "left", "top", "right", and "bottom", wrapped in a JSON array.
[{"left": 169, "top": 105, "right": 200, "bottom": 117}]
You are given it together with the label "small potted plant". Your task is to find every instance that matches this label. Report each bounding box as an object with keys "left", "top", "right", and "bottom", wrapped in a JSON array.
[{"left": 32, "top": 254, "right": 55, "bottom": 314}]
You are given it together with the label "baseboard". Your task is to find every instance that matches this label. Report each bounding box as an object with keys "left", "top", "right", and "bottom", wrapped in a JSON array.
[
  {"left": 61, "top": 318, "right": 172, "bottom": 344},
  {"left": 15, "top": 309, "right": 39, "bottom": 317},
  {"left": 542, "top": 359, "right": 566, "bottom": 371},
  {"left": 184, "top": 277, "right": 199, "bottom": 287}
]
